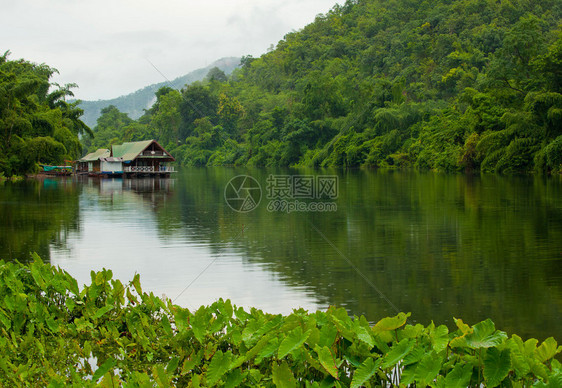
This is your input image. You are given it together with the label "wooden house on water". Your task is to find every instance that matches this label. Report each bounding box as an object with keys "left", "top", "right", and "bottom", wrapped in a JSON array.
[
  {"left": 77, "top": 149, "right": 110, "bottom": 174},
  {"left": 113, "top": 140, "right": 175, "bottom": 177},
  {"left": 78, "top": 140, "right": 175, "bottom": 178}
]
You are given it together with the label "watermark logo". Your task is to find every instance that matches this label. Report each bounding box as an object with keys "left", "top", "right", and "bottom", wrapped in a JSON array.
[
  {"left": 226, "top": 174, "right": 338, "bottom": 213},
  {"left": 266, "top": 174, "right": 338, "bottom": 213},
  {"left": 224, "top": 175, "right": 262, "bottom": 213},
  {"left": 266, "top": 175, "right": 338, "bottom": 200}
]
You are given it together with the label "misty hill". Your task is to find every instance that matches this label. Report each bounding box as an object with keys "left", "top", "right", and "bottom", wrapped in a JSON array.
[{"left": 78, "top": 57, "right": 240, "bottom": 127}]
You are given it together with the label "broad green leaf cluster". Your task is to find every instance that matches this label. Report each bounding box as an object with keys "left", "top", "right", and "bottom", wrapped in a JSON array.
[
  {"left": 0, "top": 52, "right": 91, "bottom": 177},
  {"left": 1, "top": 258, "right": 561, "bottom": 386},
  {"left": 84, "top": 0, "right": 561, "bottom": 173}
]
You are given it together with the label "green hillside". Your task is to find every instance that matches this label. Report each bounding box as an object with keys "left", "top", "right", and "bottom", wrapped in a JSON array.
[
  {"left": 77, "top": 57, "right": 240, "bottom": 128},
  {"left": 89, "top": 0, "right": 562, "bottom": 173}
]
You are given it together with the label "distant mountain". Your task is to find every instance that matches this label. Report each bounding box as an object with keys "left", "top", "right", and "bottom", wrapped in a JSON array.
[{"left": 77, "top": 57, "right": 240, "bottom": 128}]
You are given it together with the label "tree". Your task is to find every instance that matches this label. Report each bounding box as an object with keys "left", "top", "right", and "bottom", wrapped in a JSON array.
[
  {"left": 0, "top": 52, "right": 88, "bottom": 175},
  {"left": 217, "top": 93, "right": 244, "bottom": 137},
  {"left": 205, "top": 67, "right": 227, "bottom": 83},
  {"left": 178, "top": 83, "right": 218, "bottom": 141},
  {"left": 151, "top": 89, "right": 182, "bottom": 146},
  {"left": 83, "top": 105, "right": 133, "bottom": 153}
]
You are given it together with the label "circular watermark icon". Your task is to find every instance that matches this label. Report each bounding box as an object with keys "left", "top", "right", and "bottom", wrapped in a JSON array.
[{"left": 224, "top": 175, "right": 262, "bottom": 213}]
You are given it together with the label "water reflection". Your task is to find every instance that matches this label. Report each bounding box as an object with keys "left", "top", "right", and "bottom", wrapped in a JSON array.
[
  {"left": 0, "top": 178, "right": 81, "bottom": 262},
  {"left": 157, "top": 169, "right": 562, "bottom": 341},
  {"left": 51, "top": 176, "right": 321, "bottom": 315},
  {"left": 1, "top": 170, "right": 561, "bottom": 342}
]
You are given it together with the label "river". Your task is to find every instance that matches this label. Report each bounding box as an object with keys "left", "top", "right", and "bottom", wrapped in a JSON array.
[{"left": 1, "top": 168, "right": 561, "bottom": 341}]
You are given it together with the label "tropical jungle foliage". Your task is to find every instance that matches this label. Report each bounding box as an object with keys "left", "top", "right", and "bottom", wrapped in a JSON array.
[
  {"left": 0, "top": 51, "right": 91, "bottom": 177},
  {"left": 83, "top": 0, "right": 562, "bottom": 173},
  {"left": 1, "top": 258, "right": 561, "bottom": 386}
]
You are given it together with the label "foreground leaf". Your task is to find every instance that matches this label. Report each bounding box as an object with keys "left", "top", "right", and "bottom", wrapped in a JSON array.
[
  {"left": 206, "top": 350, "right": 232, "bottom": 386},
  {"left": 415, "top": 351, "right": 443, "bottom": 386},
  {"left": 484, "top": 348, "right": 511, "bottom": 387},
  {"left": 373, "top": 312, "right": 410, "bottom": 333},
  {"left": 272, "top": 361, "right": 296, "bottom": 388},
  {"left": 315, "top": 345, "right": 339, "bottom": 380},
  {"left": 536, "top": 337, "right": 562, "bottom": 363},
  {"left": 351, "top": 357, "right": 380, "bottom": 388},
  {"left": 444, "top": 363, "right": 473, "bottom": 387},
  {"left": 278, "top": 326, "right": 311, "bottom": 359},
  {"left": 381, "top": 338, "right": 414, "bottom": 369},
  {"left": 465, "top": 319, "right": 507, "bottom": 349},
  {"left": 92, "top": 358, "right": 115, "bottom": 382}
]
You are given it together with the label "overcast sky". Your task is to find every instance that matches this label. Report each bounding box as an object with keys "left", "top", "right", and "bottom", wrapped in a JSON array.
[{"left": 3, "top": 0, "right": 338, "bottom": 101}]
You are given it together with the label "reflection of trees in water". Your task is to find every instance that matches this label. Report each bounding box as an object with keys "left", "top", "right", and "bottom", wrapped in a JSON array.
[
  {"left": 161, "top": 169, "right": 562, "bottom": 341},
  {"left": 0, "top": 177, "right": 177, "bottom": 264},
  {"left": 6, "top": 170, "right": 559, "bottom": 341},
  {"left": 0, "top": 178, "right": 81, "bottom": 263}
]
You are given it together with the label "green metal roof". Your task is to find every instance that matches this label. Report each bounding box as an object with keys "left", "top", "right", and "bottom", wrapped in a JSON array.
[
  {"left": 80, "top": 148, "right": 110, "bottom": 162},
  {"left": 111, "top": 140, "right": 174, "bottom": 162}
]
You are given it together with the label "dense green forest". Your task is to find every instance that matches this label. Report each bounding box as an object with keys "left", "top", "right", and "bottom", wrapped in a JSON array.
[
  {"left": 85, "top": 0, "right": 562, "bottom": 173},
  {"left": 0, "top": 51, "right": 90, "bottom": 177}
]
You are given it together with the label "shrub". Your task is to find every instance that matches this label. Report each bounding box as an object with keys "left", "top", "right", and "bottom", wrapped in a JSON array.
[{"left": 1, "top": 258, "right": 561, "bottom": 386}]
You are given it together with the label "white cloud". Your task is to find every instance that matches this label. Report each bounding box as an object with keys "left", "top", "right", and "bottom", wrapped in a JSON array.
[{"left": 2, "top": 0, "right": 338, "bottom": 100}]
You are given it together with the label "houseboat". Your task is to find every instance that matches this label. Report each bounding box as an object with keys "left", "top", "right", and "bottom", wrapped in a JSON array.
[
  {"left": 78, "top": 140, "right": 175, "bottom": 178},
  {"left": 77, "top": 149, "right": 110, "bottom": 175}
]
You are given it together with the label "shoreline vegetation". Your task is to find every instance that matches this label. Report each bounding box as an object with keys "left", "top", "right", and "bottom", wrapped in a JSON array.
[
  {"left": 82, "top": 0, "right": 562, "bottom": 175},
  {"left": 3, "top": 1, "right": 562, "bottom": 178},
  {"left": 1, "top": 258, "right": 561, "bottom": 386},
  {"left": 0, "top": 51, "right": 91, "bottom": 178}
]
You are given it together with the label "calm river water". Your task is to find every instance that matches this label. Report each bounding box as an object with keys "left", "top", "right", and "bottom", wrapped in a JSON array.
[{"left": 1, "top": 168, "right": 561, "bottom": 341}]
